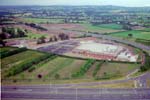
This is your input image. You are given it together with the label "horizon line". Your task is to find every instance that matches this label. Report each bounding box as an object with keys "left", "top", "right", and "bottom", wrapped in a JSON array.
[{"left": 0, "top": 4, "right": 150, "bottom": 8}]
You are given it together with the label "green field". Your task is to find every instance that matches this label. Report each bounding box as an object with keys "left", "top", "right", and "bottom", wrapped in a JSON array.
[
  {"left": 12, "top": 59, "right": 139, "bottom": 81},
  {"left": 26, "top": 32, "right": 48, "bottom": 39},
  {"left": 80, "top": 23, "right": 123, "bottom": 33},
  {"left": 1, "top": 50, "right": 45, "bottom": 78},
  {"left": 14, "top": 57, "right": 86, "bottom": 80},
  {"left": 96, "top": 62, "right": 139, "bottom": 79},
  {"left": 22, "top": 18, "right": 64, "bottom": 24},
  {"left": 56, "top": 59, "right": 86, "bottom": 79},
  {"left": 111, "top": 30, "right": 150, "bottom": 40},
  {"left": 97, "top": 23, "right": 123, "bottom": 30},
  {"left": 1, "top": 47, "right": 140, "bottom": 85},
  {"left": 85, "top": 62, "right": 101, "bottom": 78}
]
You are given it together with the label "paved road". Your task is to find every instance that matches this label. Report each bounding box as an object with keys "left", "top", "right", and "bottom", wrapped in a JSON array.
[
  {"left": 2, "top": 72, "right": 150, "bottom": 100},
  {"left": 2, "top": 88, "right": 150, "bottom": 100}
]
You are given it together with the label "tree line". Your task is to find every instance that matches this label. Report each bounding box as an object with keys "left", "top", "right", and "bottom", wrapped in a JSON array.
[
  {"left": 1, "top": 27, "right": 27, "bottom": 39},
  {"left": 37, "top": 33, "right": 69, "bottom": 44}
]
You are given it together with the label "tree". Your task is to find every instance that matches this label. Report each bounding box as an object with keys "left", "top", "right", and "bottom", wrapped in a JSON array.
[
  {"left": 9, "top": 28, "right": 16, "bottom": 38},
  {"left": 55, "top": 74, "right": 60, "bottom": 79},
  {"left": 0, "top": 33, "right": 7, "bottom": 39},
  {"left": 53, "top": 36, "right": 58, "bottom": 41},
  {"left": 58, "top": 33, "right": 69, "bottom": 40},
  {"left": 123, "top": 25, "right": 132, "bottom": 30},
  {"left": 40, "top": 36, "right": 46, "bottom": 42},
  {"left": 37, "top": 39, "right": 42, "bottom": 44},
  {"left": 0, "top": 32, "right": 6, "bottom": 46},
  {"left": 64, "top": 19, "right": 68, "bottom": 23},
  {"left": 37, "top": 36, "right": 46, "bottom": 44},
  {"left": 2, "top": 27, "right": 7, "bottom": 33},
  {"left": 128, "top": 33, "right": 133, "bottom": 38},
  {"left": 49, "top": 37, "right": 53, "bottom": 42},
  {"left": 83, "top": 34, "right": 87, "bottom": 37},
  {"left": 65, "top": 35, "right": 69, "bottom": 40},
  {"left": 17, "top": 28, "right": 26, "bottom": 37},
  {"left": 37, "top": 74, "right": 42, "bottom": 79},
  {"left": 104, "top": 72, "right": 107, "bottom": 76},
  {"left": 0, "top": 39, "right": 6, "bottom": 46},
  {"left": 24, "top": 29, "right": 28, "bottom": 33}
]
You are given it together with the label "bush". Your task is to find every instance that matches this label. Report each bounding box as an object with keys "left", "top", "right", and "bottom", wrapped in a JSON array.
[
  {"left": 13, "top": 79, "right": 17, "bottom": 83},
  {"left": 55, "top": 74, "right": 60, "bottom": 79},
  {"left": 37, "top": 74, "right": 42, "bottom": 79},
  {"left": 28, "top": 67, "right": 36, "bottom": 72}
]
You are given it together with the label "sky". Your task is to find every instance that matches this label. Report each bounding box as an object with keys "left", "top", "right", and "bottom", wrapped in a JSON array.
[{"left": 0, "top": 0, "right": 150, "bottom": 7}]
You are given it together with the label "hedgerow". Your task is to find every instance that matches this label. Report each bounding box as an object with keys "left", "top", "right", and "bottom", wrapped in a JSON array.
[
  {"left": 0, "top": 47, "right": 27, "bottom": 58},
  {"left": 71, "top": 59, "right": 96, "bottom": 78},
  {"left": 6, "top": 54, "right": 56, "bottom": 77},
  {"left": 92, "top": 61, "right": 104, "bottom": 77}
]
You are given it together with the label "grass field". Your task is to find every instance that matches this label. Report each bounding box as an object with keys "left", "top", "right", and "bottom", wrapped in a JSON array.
[
  {"left": 22, "top": 18, "right": 64, "bottom": 24},
  {"left": 55, "top": 58, "right": 86, "bottom": 79},
  {"left": 1, "top": 47, "right": 141, "bottom": 86},
  {"left": 96, "top": 62, "right": 139, "bottom": 79},
  {"left": 85, "top": 62, "right": 100, "bottom": 78},
  {"left": 146, "top": 78, "right": 150, "bottom": 88},
  {"left": 2, "top": 53, "right": 139, "bottom": 81},
  {"left": 76, "top": 80, "right": 135, "bottom": 88},
  {"left": 14, "top": 57, "right": 86, "bottom": 80},
  {"left": 26, "top": 32, "right": 48, "bottom": 39},
  {"left": 80, "top": 23, "right": 123, "bottom": 33},
  {"left": 110, "top": 30, "right": 150, "bottom": 40},
  {"left": 97, "top": 23, "right": 123, "bottom": 30},
  {"left": 1, "top": 50, "right": 45, "bottom": 78}
]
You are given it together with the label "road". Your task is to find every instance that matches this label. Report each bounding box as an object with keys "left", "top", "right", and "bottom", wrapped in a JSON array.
[
  {"left": 2, "top": 87, "right": 150, "bottom": 100},
  {"left": 2, "top": 72, "right": 150, "bottom": 100}
]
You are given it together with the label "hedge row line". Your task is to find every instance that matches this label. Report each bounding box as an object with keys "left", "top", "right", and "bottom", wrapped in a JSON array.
[
  {"left": 6, "top": 54, "right": 56, "bottom": 77},
  {"left": 0, "top": 47, "right": 27, "bottom": 59},
  {"left": 72, "top": 59, "right": 96, "bottom": 78},
  {"left": 28, "top": 55, "right": 57, "bottom": 72},
  {"left": 92, "top": 61, "right": 104, "bottom": 77}
]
